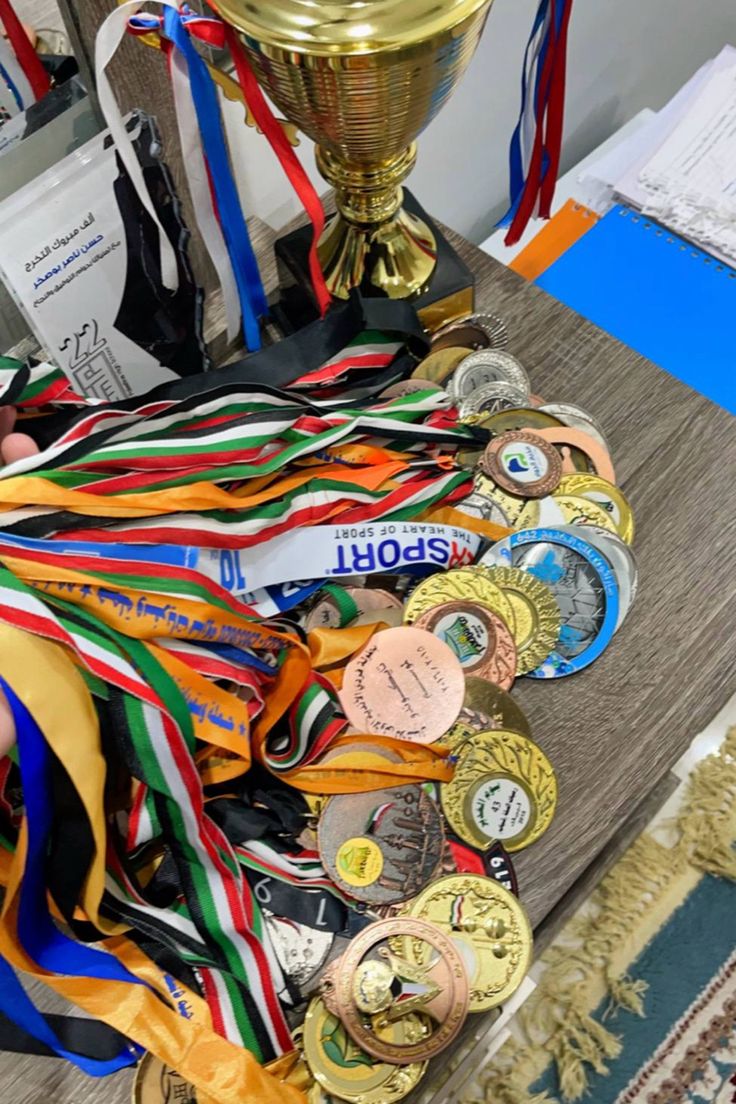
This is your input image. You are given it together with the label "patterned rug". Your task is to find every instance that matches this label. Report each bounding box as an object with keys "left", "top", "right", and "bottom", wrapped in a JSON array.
[{"left": 464, "top": 729, "right": 736, "bottom": 1104}]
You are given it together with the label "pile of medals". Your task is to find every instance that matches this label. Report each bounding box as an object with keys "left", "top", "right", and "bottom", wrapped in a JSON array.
[{"left": 0, "top": 313, "right": 635, "bottom": 1104}]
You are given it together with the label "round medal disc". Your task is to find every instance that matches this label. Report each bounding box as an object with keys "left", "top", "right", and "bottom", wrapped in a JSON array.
[
  {"left": 403, "top": 567, "right": 516, "bottom": 637},
  {"left": 400, "top": 874, "right": 533, "bottom": 1011},
  {"left": 556, "top": 473, "right": 634, "bottom": 544},
  {"left": 468, "top": 474, "right": 529, "bottom": 527},
  {"left": 411, "top": 346, "right": 468, "bottom": 384},
  {"left": 413, "top": 600, "right": 516, "bottom": 690},
  {"left": 529, "top": 427, "right": 616, "bottom": 483},
  {"left": 440, "top": 729, "right": 558, "bottom": 852},
  {"left": 481, "top": 431, "right": 563, "bottom": 499},
  {"left": 550, "top": 494, "right": 619, "bottom": 534},
  {"left": 454, "top": 485, "right": 511, "bottom": 527},
  {"left": 133, "top": 1055, "right": 196, "bottom": 1104},
  {"left": 539, "top": 402, "right": 610, "bottom": 452},
  {"left": 461, "top": 676, "right": 532, "bottom": 737},
  {"left": 380, "top": 379, "right": 442, "bottom": 399},
  {"left": 480, "top": 528, "right": 620, "bottom": 677},
  {"left": 458, "top": 381, "right": 530, "bottom": 419},
  {"left": 514, "top": 494, "right": 567, "bottom": 531},
  {"left": 479, "top": 565, "right": 561, "bottom": 675},
  {"left": 318, "top": 785, "right": 445, "bottom": 906},
  {"left": 323, "top": 918, "right": 470, "bottom": 1064},
  {"left": 471, "top": 408, "right": 564, "bottom": 435},
  {"left": 448, "top": 350, "right": 530, "bottom": 401},
  {"left": 553, "top": 524, "right": 638, "bottom": 632},
  {"left": 303, "top": 997, "right": 428, "bottom": 1104},
  {"left": 339, "top": 626, "right": 465, "bottom": 744},
  {"left": 431, "top": 313, "right": 508, "bottom": 352}
]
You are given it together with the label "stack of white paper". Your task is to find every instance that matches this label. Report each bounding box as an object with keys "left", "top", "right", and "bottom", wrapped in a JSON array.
[{"left": 580, "top": 44, "right": 736, "bottom": 265}]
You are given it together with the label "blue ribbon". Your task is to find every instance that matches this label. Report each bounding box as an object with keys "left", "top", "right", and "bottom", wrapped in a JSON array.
[
  {"left": 0, "top": 57, "right": 23, "bottom": 113},
  {"left": 163, "top": 6, "right": 267, "bottom": 351},
  {"left": 498, "top": 0, "right": 571, "bottom": 229},
  {"left": 0, "top": 676, "right": 144, "bottom": 1074}
]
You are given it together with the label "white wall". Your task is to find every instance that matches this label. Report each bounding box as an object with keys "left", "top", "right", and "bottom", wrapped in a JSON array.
[{"left": 223, "top": 0, "right": 736, "bottom": 245}]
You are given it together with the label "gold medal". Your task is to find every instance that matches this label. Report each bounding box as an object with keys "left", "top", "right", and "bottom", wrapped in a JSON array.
[
  {"left": 133, "top": 1049, "right": 313, "bottom": 1104},
  {"left": 400, "top": 874, "right": 533, "bottom": 1011},
  {"left": 133, "top": 1055, "right": 196, "bottom": 1104},
  {"left": 478, "top": 566, "right": 561, "bottom": 675},
  {"left": 302, "top": 997, "right": 427, "bottom": 1104},
  {"left": 440, "top": 729, "right": 557, "bottom": 852},
  {"left": 556, "top": 473, "right": 635, "bottom": 543},
  {"left": 461, "top": 676, "right": 531, "bottom": 737},
  {"left": 411, "top": 346, "right": 468, "bottom": 384},
  {"left": 438, "top": 718, "right": 478, "bottom": 752},
  {"left": 471, "top": 474, "right": 529, "bottom": 527},
  {"left": 403, "top": 567, "right": 515, "bottom": 637},
  {"left": 551, "top": 494, "right": 619, "bottom": 534}
]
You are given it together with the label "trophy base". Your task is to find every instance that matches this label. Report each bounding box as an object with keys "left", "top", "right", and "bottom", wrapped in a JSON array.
[{"left": 272, "top": 191, "right": 475, "bottom": 335}]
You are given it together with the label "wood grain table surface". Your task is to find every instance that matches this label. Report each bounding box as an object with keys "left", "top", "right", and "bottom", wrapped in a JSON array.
[{"left": 2, "top": 224, "right": 734, "bottom": 1104}]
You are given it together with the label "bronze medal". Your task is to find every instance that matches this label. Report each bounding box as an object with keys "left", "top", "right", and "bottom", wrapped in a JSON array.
[
  {"left": 481, "top": 430, "right": 563, "bottom": 499},
  {"left": 431, "top": 313, "right": 508, "bottom": 352},
  {"left": 322, "top": 918, "right": 470, "bottom": 1064},
  {"left": 339, "top": 626, "right": 465, "bottom": 744},
  {"left": 318, "top": 785, "right": 445, "bottom": 906},
  {"left": 403, "top": 567, "right": 515, "bottom": 637},
  {"left": 413, "top": 600, "right": 516, "bottom": 690}
]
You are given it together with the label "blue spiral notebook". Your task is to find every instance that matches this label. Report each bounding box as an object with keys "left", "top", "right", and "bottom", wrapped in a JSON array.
[{"left": 535, "top": 204, "right": 736, "bottom": 415}]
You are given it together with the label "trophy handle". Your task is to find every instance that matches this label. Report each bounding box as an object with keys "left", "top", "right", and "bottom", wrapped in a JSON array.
[{"left": 213, "top": 66, "right": 300, "bottom": 148}]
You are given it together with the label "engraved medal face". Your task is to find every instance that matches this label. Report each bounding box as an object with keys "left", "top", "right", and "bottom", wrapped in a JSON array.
[
  {"left": 458, "top": 381, "right": 530, "bottom": 419},
  {"left": 440, "top": 730, "right": 557, "bottom": 852},
  {"left": 339, "top": 626, "right": 465, "bottom": 744},
  {"left": 413, "top": 600, "right": 517, "bottom": 689},
  {"left": 323, "top": 918, "right": 470, "bottom": 1064},
  {"left": 479, "top": 565, "right": 561, "bottom": 675},
  {"left": 400, "top": 874, "right": 532, "bottom": 1011},
  {"left": 302, "top": 997, "right": 428, "bottom": 1104},
  {"left": 481, "top": 528, "right": 620, "bottom": 676},
  {"left": 404, "top": 568, "right": 515, "bottom": 636},
  {"left": 449, "top": 350, "right": 530, "bottom": 400},
  {"left": 481, "top": 431, "right": 563, "bottom": 499},
  {"left": 513, "top": 544, "right": 606, "bottom": 658},
  {"left": 318, "top": 785, "right": 445, "bottom": 905}
]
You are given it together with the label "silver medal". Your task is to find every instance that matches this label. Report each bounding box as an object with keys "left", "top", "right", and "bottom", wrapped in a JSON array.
[
  {"left": 450, "top": 350, "right": 530, "bottom": 400},
  {"left": 458, "top": 381, "right": 530, "bottom": 419}
]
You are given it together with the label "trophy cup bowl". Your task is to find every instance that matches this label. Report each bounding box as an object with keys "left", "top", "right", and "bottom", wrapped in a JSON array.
[{"left": 217, "top": 0, "right": 494, "bottom": 319}]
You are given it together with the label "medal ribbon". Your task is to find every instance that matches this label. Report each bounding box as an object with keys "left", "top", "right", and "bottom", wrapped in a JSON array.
[
  {"left": 222, "top": 21, "right": 331, "bottom": 317},
  {"left": 499, "top": 0, "right": 574, "bottom": 245},
  {"left": 0, "top": 627, "right": 306, "bottom": 1103}
]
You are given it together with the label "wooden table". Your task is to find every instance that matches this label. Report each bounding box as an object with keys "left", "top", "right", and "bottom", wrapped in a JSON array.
[{"left": 4, "top": 223, "right": 735, "bottom": 1104}]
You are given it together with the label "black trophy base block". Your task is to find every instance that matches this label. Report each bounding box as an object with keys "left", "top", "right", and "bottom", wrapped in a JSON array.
[{"left": 272, "top": 190, "right": 475, "bottom": 336}]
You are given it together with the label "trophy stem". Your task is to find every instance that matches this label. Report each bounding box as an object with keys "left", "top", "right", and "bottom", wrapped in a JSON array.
[{"left": 316, "top": 144, "right": 438, "bottom": 300}]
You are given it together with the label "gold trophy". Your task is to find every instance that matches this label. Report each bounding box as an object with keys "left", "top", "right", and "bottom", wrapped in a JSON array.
[{"left": 217, "top": 0, "right": 495, "bottom": 329}]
